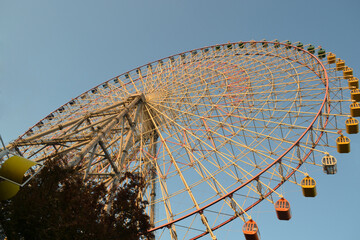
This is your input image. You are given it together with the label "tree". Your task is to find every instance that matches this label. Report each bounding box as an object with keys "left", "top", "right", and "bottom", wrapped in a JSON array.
[{"left": 0, "top": 157, "right": 153, "bottom": 240}]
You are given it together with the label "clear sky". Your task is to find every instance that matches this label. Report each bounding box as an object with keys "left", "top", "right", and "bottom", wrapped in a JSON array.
[{"left": 1, "top": 0, "right": 360, "bottom": 239}]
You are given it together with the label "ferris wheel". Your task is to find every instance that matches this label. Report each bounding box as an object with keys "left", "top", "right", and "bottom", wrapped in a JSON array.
[{"left": 3, "top": 40, "right": 359, "bottom": 239}]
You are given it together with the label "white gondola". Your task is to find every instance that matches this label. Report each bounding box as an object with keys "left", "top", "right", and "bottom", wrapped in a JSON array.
[{"left": 322, "top": 155, "right": 337, "bottom": 175}]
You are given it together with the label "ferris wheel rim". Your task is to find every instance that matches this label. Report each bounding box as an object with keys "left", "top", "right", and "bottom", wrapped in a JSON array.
[{"left": 9, "top": 40, "right": 332, "bottom": 238}]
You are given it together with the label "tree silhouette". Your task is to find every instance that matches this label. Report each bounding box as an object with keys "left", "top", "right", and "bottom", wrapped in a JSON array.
[{"left": 0, "top": 157, "right": 153, "bottom": 240}]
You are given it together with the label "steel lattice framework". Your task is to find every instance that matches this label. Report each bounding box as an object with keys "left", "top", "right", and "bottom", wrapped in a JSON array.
[{"left": 6, "top": 40, "right": 355, "bottom": 239}]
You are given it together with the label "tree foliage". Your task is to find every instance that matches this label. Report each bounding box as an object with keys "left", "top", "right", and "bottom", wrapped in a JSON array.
[{"left": 0, "top": 157, "right": 153, "bottom": 240}]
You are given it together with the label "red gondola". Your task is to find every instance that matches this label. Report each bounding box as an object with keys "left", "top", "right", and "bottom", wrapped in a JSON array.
[
  {"left": 274, "top": 198, "right": 291, "bottom": 220},
  {"left": 243, "top": 219, "right": 260, "bottom": 240}
]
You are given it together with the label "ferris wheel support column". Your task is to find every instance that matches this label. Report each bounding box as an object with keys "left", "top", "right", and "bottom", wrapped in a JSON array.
[
  {"left": 117, "top": 101, "right": 144, "bottom": 169},
  {"left": 149, "top": 133, "right": 158, "bottom": 240}
]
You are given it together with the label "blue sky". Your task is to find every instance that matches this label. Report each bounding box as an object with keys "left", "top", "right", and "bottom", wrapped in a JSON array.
[{"left": 1, "top": 0, "right": 360, "bottom": 239}]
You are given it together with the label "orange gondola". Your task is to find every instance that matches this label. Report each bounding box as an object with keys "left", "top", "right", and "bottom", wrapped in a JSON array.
[
  {"left": 274, "top": 198, "right": 291, "bottom": 220},
  {"left": 243, "top": 219, "right": 260, "bottom": 240}
]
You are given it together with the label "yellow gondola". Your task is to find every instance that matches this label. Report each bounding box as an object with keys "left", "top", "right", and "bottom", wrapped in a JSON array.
[
  {"left": 336, "top": 58, "right": 345, "bottom": 71},
  {"left": 301, "top": 176, "right": 317, "bottom": 197},
  {"left": 336, "top": 134, "right": 350, "bottom": 153},
  {"left": 348, "top": 77, "right": 359, "bottom": 89},
  {"left": 351, "top": 89, "right": 360, "bottom": 102},
  {"left": 350, "top": 102, "right": 360, "bottom": 117},
  {"left": 0, "top": 155, "right": 38, "bottom": 200},
  {"left": 327, "top": 52, "right": 336, "bottom": 64},
  {"left": 346, "top": 117, "right": 359, "bottom": 134},
  {"left": 343, "top": 67, "right": 353, "bottom": 79}
]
